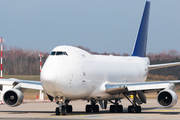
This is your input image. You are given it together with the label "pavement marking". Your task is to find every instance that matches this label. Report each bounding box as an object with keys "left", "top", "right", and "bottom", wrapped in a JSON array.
[
  {"left": 117, "top": 116, "right": 145, "bottom": 119},
  {"left": 73, "top": 115, "right": 101, "bottom": 117},
  {"left": 147, "top": 109, "right": 180, "bottom": 112}
]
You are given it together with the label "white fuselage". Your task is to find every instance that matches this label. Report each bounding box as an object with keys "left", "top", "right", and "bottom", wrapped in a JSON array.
[{"left": 40, "top": 46, "right": 149, "bottom": 100}]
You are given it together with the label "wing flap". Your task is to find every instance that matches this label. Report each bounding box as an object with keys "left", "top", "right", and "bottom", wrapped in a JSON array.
[
  {"left": 127, "top": 82, "right": 169, "bottom": 91},
  {"left": 105, "top": 81, "right": 180, "bottom": 95},
  {"left": 0, "top": 79, "right": 43, "bottom": 90},
  {"left": 20, "top": 82, "right": 43, "bottom": 90},
  {"left": 0, "top": 79, "right": 15, "bottom": 86},
  {"left": 105, "top": 84, "right": 128, "bottom": 94}
]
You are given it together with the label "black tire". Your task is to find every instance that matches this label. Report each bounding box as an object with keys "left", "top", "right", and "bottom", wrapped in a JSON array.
[
  {"left": 135, "top": 106, "right": 141, "bottom": 113},
  {"left": 117, "top": 105, "right": 123, "bottom": 113},
  {"left": 86, "top": 105, "right": 91, "bottom": 112},
  {"left": 128, "top": 106, "right": 134, "bottom": 113},
  {"left": 110, "top": 105, "right": 115, "bottom": 113},
  {"left": 67, "top": 105, "right": 73, "bottom": 113},
  {"left": 93, "top": 105, "right": 99, "bottom": 113},
  {"left": 55, "top": 107, "right": 60, "bottom": 115},
  {"left": 62, "top": 106, "right": 67, "bottom": 115}
]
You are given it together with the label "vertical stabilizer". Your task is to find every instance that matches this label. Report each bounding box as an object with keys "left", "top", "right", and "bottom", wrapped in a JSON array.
[{"left": 131, "top": 1, "right": 150, "bottom": 57}]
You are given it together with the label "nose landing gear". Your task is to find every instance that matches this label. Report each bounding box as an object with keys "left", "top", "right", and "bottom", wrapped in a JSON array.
[{"left": 55, "top": 97, "right": 73, "bottom": 115}]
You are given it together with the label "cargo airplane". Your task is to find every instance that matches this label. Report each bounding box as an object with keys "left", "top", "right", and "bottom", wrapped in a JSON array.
[{"left": 1, "top": 1, "right": 180, "bottom": 115}]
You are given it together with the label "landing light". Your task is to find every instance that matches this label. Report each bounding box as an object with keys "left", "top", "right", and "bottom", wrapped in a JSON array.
[{"left": 60, "top": 98, "right": 63, "bottom": 102}]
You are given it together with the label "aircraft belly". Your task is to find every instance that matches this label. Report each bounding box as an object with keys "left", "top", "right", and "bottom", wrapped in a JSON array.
[{"left": 85, "top": 93, "right": 116, "bottom": 100}]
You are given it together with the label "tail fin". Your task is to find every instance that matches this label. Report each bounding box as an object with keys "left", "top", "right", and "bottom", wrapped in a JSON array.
[{"left": 131, "top": 1, "right": 150, "bottom": 57}]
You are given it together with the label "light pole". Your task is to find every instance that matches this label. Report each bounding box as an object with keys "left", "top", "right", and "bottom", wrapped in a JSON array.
[
  {"left": 39, "top": 52, "right": 44, "bottom": 100},
  {"left": 0, "top": 37, "right": 5, "bottom": 101},
  {"left": 1, "top": 37, "right": 5, "bottom": 79}
]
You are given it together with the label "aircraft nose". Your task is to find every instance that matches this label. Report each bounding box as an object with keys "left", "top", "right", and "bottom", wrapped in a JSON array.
[{"left": 41, "top": 68, "right": 57, "bottom": 84}]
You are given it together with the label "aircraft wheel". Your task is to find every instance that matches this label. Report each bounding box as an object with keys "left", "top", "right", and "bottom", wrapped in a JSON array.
[
  {"left": 62, "top": 106, "right": 67, "bottom": 115},
  {"left": 86, "top": 105, "right": 91, "bottom": 112},
  {"left": 55, "top": 107, "right": 60, "bottom": 115},
  {"left": 128, "top": 106, "right": 134, "bottom": 113},
  {"left": 117, "top": 105, "right": 123, "bottom": 113},
  {"left": 93, "top": 105, "right": 99, "bottom": 112},
  {"left": 135, "top": 106, "right": 141, "bottom": 113},
  {"left": 67, "top": 105, "right": 73, "bottom": 113},
  {"left": 110, "top": 105, "right": 116, "bottom": 113}
]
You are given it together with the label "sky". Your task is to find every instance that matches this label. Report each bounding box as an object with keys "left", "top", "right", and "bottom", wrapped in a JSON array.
[{"left": 0, "top": 0, "right": 180, "bottom": 54}]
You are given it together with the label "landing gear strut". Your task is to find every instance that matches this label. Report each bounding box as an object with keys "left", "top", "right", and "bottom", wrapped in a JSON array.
[
  {"left": 55, "top": 97, "right": 73, "bottom": 115},
  {"left": 109, "top": 100, "right": 123, "bottom": 113},
  {"left": 85, "top": 100, "right": 99, "bottom": 113},
  {"left": 125, "top": 92, "right": 142, "bottom": 113}
]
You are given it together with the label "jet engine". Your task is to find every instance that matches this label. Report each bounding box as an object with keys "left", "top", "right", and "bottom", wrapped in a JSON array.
[
  {"left": 3, "top": 89, "right": 24, "bottom": 107},
  {"left": 157, "top": 89, "right": 177, "bottom": 108}
]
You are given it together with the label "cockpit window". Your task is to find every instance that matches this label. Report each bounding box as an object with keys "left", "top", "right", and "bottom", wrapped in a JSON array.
[
  {"left": 63, "top": 52, "right": 68, "bottom": 55},
  {"left": 56, "top": 52, "right": 63, "bottom": 55},
  {"left": 51, "top": 51, "right": 68, "bottom": 56},
  {"left": 51, "top": 52, "right": 56, "bottom": 55}
]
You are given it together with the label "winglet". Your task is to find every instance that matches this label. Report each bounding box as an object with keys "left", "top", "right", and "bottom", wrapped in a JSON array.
[{"left": 131, "top": 1, "right": 150, "bottom": 57}]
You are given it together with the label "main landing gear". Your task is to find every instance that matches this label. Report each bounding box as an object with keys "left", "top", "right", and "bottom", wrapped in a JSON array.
[
  {"left": 109, "top": 100, "right": 123, "bottom": 113},
  {"left": 125, "top": 92, "right": 142, "bottom": 113},
  {"left": 85, "top": 100, "right": 99, "bottom": 113},
  {"left": 55, "top": 97, "right": 72, "bottom": 115}
]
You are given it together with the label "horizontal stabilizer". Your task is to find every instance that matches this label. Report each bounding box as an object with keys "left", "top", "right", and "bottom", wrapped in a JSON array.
[{"left": 148, "top": 62, "right": 180, "bottom": 70}]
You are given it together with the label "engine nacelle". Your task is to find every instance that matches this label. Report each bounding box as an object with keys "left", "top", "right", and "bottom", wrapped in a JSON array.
[
  {"left": 157, "top": 89, "right": 177, "bottom": 108},
  {"left": 3, "top": 89, "right": 24, "bottom": 107}
]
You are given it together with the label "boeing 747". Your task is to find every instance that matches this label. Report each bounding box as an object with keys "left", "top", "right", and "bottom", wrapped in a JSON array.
[{"left": 1, "top": 1, "right": 180, "bottom": 115}]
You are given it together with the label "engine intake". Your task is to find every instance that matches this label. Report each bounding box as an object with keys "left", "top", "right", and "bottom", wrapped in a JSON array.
[
  {"left": 157, "top": 89, "right": 177, "bottom": 108},
  {"left": 3, "top": 89, "right": 24, "bottom": 107}
]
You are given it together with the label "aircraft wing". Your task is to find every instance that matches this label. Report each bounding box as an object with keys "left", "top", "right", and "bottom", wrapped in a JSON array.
[
  {"left": 148, "top": 62, "right": 180, "bottom": 70},
  {"left": 105, "top": 81, "right": 180, "bottom": 95},
  {"left": 0, "top": 78, "right": 43, "bottom": 90}
]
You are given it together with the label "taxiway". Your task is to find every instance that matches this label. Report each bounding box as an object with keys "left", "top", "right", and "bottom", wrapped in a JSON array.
[{"left": 0, "top": 99, "right": 180, "bottom": 120}]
